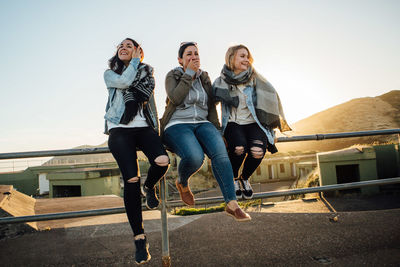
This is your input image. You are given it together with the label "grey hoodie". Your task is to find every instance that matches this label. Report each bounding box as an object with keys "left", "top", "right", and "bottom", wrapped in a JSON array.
[{"left": 166, "top": 67, "right": 208, "bottom": 128}]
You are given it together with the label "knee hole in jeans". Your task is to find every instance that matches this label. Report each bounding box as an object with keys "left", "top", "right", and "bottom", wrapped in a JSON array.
[
  {"left": 127, "top": 177, "right": 139, "bottom": 183},
  {"left": 155, "top": 155, "right": 169, "bottom": 167},
  {"left": 234, "top": 146, "right": 245, "bottom": 155},
  {"left": 250, "top": 145, "right": 264, "bottom": 159}
]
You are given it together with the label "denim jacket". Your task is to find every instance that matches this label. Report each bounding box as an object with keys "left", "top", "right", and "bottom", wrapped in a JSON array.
[
  {"left": 103, "top": 58, "right": 160, "bottom": 134},
  {"left": 219, "top": 85, "right": 277, "bottom": 153}
]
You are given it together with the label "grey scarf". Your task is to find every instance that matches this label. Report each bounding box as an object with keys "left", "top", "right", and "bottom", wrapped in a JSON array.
[{"left": 214, "top": 65, "right": 291, "bottom": 132}]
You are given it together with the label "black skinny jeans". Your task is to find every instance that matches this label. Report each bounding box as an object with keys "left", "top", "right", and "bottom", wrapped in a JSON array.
[
  {"left": 108, "top": 127, "right": 168, "bottom": 236},
  {"left": 224, "top": 122, "right": 267, "bottom": 180}
]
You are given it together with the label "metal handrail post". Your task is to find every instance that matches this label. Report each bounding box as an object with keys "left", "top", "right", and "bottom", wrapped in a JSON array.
[{"left": 160, "top": 177, "right": 171, "bottom": 267}]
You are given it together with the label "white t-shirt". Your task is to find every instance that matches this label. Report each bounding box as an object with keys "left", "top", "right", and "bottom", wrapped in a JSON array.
[
  {"left": 107, "top": 110, "right": 148, "bottom": 130},
  {"left": 228, "top": 84, "right": 256, "bottom": 125}
]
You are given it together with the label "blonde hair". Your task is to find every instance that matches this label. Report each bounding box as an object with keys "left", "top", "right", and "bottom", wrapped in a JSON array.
[{"left": 225, "top": 44, "right": 254, "bottom": 71}]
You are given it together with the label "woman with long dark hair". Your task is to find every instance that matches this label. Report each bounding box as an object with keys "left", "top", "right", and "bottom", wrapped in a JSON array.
[
  {"left": 160, "top": 42, "right": 251, "bottom": 222},
  {"left": 213, "top": 44, "right": 291, "bottom": 199},
  {"left": 104, "top": 38, "right": 169, "bottom": 264}
]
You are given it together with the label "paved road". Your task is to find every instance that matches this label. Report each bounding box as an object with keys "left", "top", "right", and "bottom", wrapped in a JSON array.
[{"left": 1, "top": 195, "right": 400, "bottom": 266}]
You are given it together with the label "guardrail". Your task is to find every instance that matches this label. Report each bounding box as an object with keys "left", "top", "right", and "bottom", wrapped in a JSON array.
[
  {"left": 1, "top": 129, "right": 399, "bottom": 160},
  {"left": 1, "top": 128, "right": 399, "bottom": 266},
  {"left": 1, "top": 177, "right": 399, "bottom": 225}
]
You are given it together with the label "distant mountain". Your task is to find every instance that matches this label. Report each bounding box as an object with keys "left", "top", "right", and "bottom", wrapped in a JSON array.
[{"left": 276, "top": 90, "right": 400, "bottom": 153}]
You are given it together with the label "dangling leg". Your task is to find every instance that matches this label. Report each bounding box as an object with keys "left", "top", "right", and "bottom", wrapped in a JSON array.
[
  {"left": 107, "top": 128, "right": 150, "bottom": 264},
  {"left": 240, "top": 124, "right": 268, "bottom": 199},
  {"left": 163, "top": 124, "right": 205, "bottom": 206},
  {"left": 136, "top": 127, "right": 170, "bottom": 209},
  {"left": 224, "top": 122, "right": 248, "bottom": 198},
  {"left": 197, "top": 122, "right": 251, "bottom": 222}
]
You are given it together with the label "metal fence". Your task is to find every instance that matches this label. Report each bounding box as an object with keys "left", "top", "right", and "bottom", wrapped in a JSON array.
[{"left": 1, "top": 128, "right": 400, "bottom": 266}]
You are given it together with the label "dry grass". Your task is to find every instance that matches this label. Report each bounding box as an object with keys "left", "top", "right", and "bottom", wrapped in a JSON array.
[{"left": 278, "top": 90, "right": 400, "bottom": 153}]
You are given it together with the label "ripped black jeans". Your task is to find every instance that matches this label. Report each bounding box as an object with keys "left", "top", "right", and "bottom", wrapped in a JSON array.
[
  {"left": 223, "top": 122, "right": 267, "bottom": 180},
  {"left": 108, "top": 127, "right": 169, "bottom": 236}
]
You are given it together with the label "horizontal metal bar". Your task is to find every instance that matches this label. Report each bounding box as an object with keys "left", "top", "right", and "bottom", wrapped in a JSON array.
[
  {"left": 277, "top": 128, "right": 400, "bottom": 143},
  {"left": 0, "top": 147, "right": 110, "bottom": 160},
  {"left": 0, "top": 203, "right": 150, "bottom": 224},
  {"left": 166, "top": 177, "right": 400, "bottom": 207},
  {"left": 1, "top": 129, "right": 399, "bottom": 160},
  {"left": 1, "top": 177, "right": 399, "bottom": 225},
  {"left": 0, "top": 207, "right": 125, "bottom": 224}
]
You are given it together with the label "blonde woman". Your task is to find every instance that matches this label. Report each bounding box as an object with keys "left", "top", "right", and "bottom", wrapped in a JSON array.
[
  {"left": 160, "top": 42, "right": 251, "bottom": 221},
  {"left": 213, "top": 44, "right": 291, "bottom": 199}
]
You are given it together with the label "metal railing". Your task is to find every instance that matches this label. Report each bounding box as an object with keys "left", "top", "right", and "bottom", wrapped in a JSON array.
[
  {"left": 1, "top": 177, "right": 399, "bottom": 225},
  {"left": 1, "top": 128, "right": 399, "bottom": 160},
  {"left": 1, "top": 128, "right": 400, "bottom": 267}
]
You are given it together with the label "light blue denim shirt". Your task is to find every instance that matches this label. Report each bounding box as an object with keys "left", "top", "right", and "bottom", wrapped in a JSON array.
[
  {"left": 220, "top": 85, "right": 276, "bottom": 145},
  {"left": 103, "top": 58, "right": 140, "bottom": 126}
]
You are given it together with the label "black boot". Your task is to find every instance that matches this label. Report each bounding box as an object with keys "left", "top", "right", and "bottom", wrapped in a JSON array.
[{"left": 134, "top": 235, "right": 151, "bottom": 264}]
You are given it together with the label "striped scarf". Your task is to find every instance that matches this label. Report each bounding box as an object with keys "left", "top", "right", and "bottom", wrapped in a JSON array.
[
  {"left": 214, "top": 64, "right": 291, "bottom": 132},
  {"left": 120, "top": 63, "right": 155, "bottom": 124}
]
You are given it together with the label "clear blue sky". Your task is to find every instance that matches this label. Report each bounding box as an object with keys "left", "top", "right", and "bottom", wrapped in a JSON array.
[{"left": 0, "top": 0, "right": 399, "bottom": 153}]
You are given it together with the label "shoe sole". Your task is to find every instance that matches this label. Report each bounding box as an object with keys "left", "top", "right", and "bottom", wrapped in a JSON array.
[
  {"left": 135, "top": 243, "right": 151, "bottom": 265},
  {"left": 224, "top": 211, "right": 251, "bottom": 222},
  {"left": 145, "top": 203, "right": 159, "bottom": 210},
  {"left": 242, "top": 193, "right": 254, "bottom": 200},
  {"left": 135, "top": 254, "right": 151, "bottom": 265}
]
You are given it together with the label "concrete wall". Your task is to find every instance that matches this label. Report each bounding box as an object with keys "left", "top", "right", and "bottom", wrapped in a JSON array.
[
  {"left": 0, "top": 169, "right": 38, "bottom": 196},
  {"left": 374, "top": 144, "right": 400, "bottom": 178},
  {"left": 48, "top": 169, "right": 121, "bottom": 198},
  {"left": 318, "top": 147, "right": 378, "bottom": 195},
  {"left": 251, "top": 161, "right": 296, "bottom": 182}
]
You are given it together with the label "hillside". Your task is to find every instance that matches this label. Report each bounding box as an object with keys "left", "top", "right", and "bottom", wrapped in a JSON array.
[{"left": 276, "top": 90, "right": 400, "bottom": 153}]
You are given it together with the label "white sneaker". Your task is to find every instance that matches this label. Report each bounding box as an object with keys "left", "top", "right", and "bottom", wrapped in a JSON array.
[
  {"left": 241, "top": 179, "right": 254, "bottom": 199},
  {"left": 234, "top": 180, "right": 242, "bottom": 198}
]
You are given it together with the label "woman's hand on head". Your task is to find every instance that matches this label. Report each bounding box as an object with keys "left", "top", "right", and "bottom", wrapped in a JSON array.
[{"left": 132, "top": 45, "right": 141, "bottom": 59}]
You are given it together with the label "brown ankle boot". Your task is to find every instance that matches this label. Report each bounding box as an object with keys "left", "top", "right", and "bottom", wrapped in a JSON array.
[{"left": 175, "top": 180, "right": 195, "bottom": 206}]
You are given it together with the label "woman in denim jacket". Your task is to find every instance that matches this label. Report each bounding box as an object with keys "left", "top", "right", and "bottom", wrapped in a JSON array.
[
  {"left": 213, "top": 44, "right": 291, "bottom": 200},
  {"left": 160, "top": 42, "right": 250, "bottom": 222},
  {"left": 103, "top": 38, "right": 169, "bottom": 264}
]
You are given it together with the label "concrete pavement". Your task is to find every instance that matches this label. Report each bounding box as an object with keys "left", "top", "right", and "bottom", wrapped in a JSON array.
[{"left": 1, "top": 195, "right": 400, "bottom": 266}]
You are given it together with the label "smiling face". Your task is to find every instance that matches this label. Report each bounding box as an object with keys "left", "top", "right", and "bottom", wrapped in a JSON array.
[
  {"left": 178, "top": 45, "right": 200, "bottom": 71},
  {"left": 233, "top": 48, "right": 250, "bottom": 74},
  {"left": 117, "top": 39, "right": 134, "bottom": 63}
]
